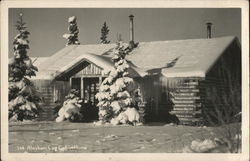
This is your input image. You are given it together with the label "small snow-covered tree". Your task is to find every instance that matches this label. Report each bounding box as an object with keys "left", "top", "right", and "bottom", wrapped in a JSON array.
[
  {"left": 8, "top": 13, "right": 40, "bottom": 121},
  {"left": 96, "top": 41, "right": 135, "bottom": 123},
  {"left": 56, "top": 89, "right": 83, "bottom": 122},
  {"left": 63, "top": 16, "right": 80, "bottom": 45},
  {"left": 100, "top": 22, "right": 110, "bottom": 44}
]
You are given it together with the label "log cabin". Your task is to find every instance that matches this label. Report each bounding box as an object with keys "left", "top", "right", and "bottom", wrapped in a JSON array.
[{"left": 31, "top": 35, "right": 241, "bottom": 125}]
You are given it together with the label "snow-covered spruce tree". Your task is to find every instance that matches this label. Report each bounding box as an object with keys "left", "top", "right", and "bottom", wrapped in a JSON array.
[
  {"left": 100, "top": 22, "right": 110, "bottom": 44},
  {"left": 95, "top": 41, "right": 136, "bottom": 124},
  {"left": 56, "top": 89, "right": 83, "bottom": 122},
  {"left": 8, "top": 13, "right": 40, "bottom": 121},
  {"left": 63, "top": 16, "right": 80, "bottom": 45}
]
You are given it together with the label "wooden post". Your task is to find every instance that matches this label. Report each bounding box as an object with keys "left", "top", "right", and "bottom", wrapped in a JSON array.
[
  {"left": 99, "top": 76, "right": 102, "bottom": 87},
  {"left": 69, "top": 77, "right": 72, "bottom": 89},
  {"left": 154, "top": 78, "right": 159, "bottom": 115},
  {"left": 81, "top": 77, "right": 84, "bottom": 99},
  {"left": 53, "top": 83, "right": 56, "bottom": 103}
]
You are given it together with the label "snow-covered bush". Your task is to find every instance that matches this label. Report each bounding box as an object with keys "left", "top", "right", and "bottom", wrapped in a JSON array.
[
  {"left": 183, "top": 137, "right": 232, "bottom": 153},
  {"left": 56, "top": 89, "right": 83, "bottom": 122},
  {"left": 123, "top": 107, "right": 140, "bottom": 125},
  {"left": 63, "top": 16, "right": 80, "bottom": 45},
  {"left": 95, "top": 41, "right": 141, "bottom": 125},
  {"left": 110, "top": 107, "right": 140, "bottom": 126},
  {"left": 8, "top": 13, "right": 41, "bottom": 121}
]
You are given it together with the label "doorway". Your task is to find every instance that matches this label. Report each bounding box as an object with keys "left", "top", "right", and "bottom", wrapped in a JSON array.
[
  {"left": 70, "top": 77, "right": 101, "bottom": 121},
  {"left": 83, "top": 77, "right": 100, "bottom": 121},
  {"left": 83, "top": 77, "right": 99, "bottom": 105}
]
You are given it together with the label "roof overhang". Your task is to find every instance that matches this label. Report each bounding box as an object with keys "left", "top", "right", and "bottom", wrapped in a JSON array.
[{"left": 36, "top": 53, "right": 144, "bottom": 80}]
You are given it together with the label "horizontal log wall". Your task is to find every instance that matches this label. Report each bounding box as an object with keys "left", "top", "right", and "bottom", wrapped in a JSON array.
[
  {"left": 168, "top": 77, "right": 205, "bottom": 125},
  {"left": 134, "top": 76, "right": 168, "bottom": 121},
  {"left": 200, "top": 76, "right": 241, "bottom": 125},
  {"left": 169, "top": 42, "right": 241, "bottom": 126},
  {"left": 32, "top": 79, "right": 70, "bottom": 121}
]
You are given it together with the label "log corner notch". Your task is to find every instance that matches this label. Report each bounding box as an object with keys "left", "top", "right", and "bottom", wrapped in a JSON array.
[{"left": 169, "top": 78, "right": 204, "bottom": 126}]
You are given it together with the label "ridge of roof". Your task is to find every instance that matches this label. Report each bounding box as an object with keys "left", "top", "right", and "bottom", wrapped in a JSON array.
[
  {"left": 60, "top": 36, "right": 237, "bottom": 47},
  {"left": 137, "top": 36, "right": 236, "bottom": 45}
]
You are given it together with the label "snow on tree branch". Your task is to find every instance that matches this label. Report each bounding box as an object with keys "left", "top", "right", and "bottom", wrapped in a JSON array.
[
  {"left": 8, "top": 13, "right": 41, "bottom": 121},
  {"left": 63, "top": 16, "right": 80, "bottom": 46},
  {"left": 95, "top": 41, "right": 142, "bottom": 125}
]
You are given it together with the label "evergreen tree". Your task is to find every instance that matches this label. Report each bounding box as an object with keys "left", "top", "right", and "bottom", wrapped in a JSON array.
[
  {"left": 63, "top": 16, "right": 80, "bottom": 45},
  {"left": 100, "top": 22, "right": 110, "bottom": 44},
  {"left": 95, "top": 41, "right": 135, "bottom": 123},
  {"left": 8, "top": 13, "right": 40, "bottom": 121},
  {"left": 55, "top": 89, "right": 83, "bottom": 122}
]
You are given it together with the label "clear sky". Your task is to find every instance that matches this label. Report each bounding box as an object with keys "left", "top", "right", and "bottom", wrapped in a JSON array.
[{"left": 9, "top": 8, "right": 241, "bottom": 57}]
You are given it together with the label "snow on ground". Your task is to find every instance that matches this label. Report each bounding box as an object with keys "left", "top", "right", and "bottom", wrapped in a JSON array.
[{"left": 9, "top": 121, "right": 241, "bottom": 153}]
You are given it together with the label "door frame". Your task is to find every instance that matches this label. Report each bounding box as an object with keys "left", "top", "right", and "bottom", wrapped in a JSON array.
[{"left": 69, "top": 75, "right": 103, "bottom": 100}]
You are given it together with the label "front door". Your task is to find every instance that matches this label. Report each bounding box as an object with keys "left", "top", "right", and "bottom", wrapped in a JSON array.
[
  {"left": 83, "top": 77, "right": 100, "bottom": 121},
  {"left": 83, "top": 77, "right": 99, "bottom": 105}
]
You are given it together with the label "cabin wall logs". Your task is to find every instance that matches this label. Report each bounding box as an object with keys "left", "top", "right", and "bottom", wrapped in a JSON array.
[
  {"left": 163, "top": 77, "right": 204, "bottom": 125},
  {"left": 32, "top": 79, "right": 70, "bottom": 121}
]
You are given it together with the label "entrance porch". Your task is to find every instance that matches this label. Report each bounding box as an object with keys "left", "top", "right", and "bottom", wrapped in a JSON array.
[{"left": 68, "top": 61, "right": 105, "bottom": 121}]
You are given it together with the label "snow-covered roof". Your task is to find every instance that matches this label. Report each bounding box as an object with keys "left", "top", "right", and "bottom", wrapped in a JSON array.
[
  {"left": 127, "top": 36, "right": 239, "bottom": 77},
  {"left": 30, "top": 57, "right": 48, "bottom": 66},
  {"left": 34, "top": 36, "right": 239, "bottom": 79},
  {"left": 33, "top": 44, "right": 114, "bottom": 79},
  {"left": 54, "top": 52, "right": 142, "bottom": 79}
]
